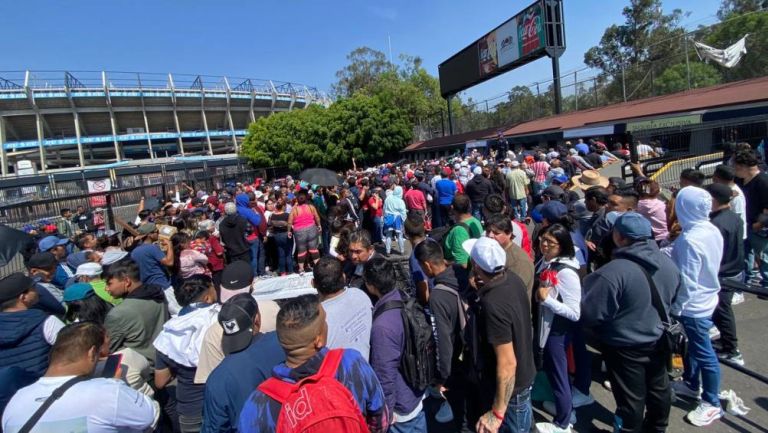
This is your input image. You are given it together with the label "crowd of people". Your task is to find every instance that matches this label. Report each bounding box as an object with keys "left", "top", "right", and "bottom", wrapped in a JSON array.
[{"left": 0, "top": 137, "right": 766, "bottom": 433}]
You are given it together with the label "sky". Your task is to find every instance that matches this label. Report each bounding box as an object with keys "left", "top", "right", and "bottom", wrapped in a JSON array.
[{"left": 1, "top": 0, "right": 723, "bottom": 103}]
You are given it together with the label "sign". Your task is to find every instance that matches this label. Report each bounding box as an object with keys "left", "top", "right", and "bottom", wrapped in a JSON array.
[
  {"left": 16, "top": 160, "right": 37, "bottom": 194},
  {"left": 626, "top": 114, "right": 702, "bottom": 132},
  {"left": 87, "top": 178, "right": 111, "bottom": 207},
  {"left": 518, "top": 2, "right": 546, "bottom": 56}
]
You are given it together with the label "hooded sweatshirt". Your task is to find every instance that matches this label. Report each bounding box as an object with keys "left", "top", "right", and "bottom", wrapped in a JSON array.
[
  {"left": 465, "top": 174, "right": 495, "bottom": 204},
  {"left": 671, "top": 186, "right": 723, "bottom": 318},
  {"left": 105, "top": 284, "right": 169, "bottom": 363},
  {"left": 219, "top": 213, "right": 250, "bottom": 258},
  {"left": 428, "top": 267, "right": 465, "bottom": 383},
  {"left": 581, "top": 239, "right": 681, "bottom": 347},
  {"left": 235, "top": 193, "right": 262, "bottom": 230},
  {"left": 383, "top": 186, "right": 407, "bottom": 221}
]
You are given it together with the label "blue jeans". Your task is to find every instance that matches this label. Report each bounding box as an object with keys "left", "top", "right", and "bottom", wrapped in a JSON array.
[
  {"left": 389, "top": 410, "right": 426, "bottom": 433},
  {"left": 273, "top": 232, "right": 293, "bottom": 274},
  {"left": 501, "top": 386, "right": 532, "bottom": 433},
  {"left": 471, "top": 203, "right": 484, "bottom": 222},
  {"left": 746, "top": 232, "right": 768, "bottom": 287},
  {"left": 372, "top": 216, "right": 383, "bottom": 244},
  {"left": 249, "top": 237, "right": 265, "bottom": 276},
  {"left": 680, "top": 316, "right": 721, "bottom": 407},
  {"left": 510, "top": 198, "right": 527, "bottom": 221}
]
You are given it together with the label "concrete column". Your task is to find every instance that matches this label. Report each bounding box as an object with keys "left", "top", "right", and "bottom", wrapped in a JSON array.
[
  {"left": 0, "top": 117, "right": 8, "bottom": 176},
  {"left": 201, "top": 107, "right": 213, "bottom": 155},
  {"left": 141, "top": 105, "right": 154, "bottom": 159},
  {"left": 249, "top": 91, "right": 256, "bottom": 123},
  {"left": 109, "top": 110, "right": 121, "bottom": 162},
  {"left": 73, "top": 111, "right": 85, "bottom": 168},
  {"left": 36, "top": 114, "right": 47, "bottom": 172},
  {"left": 169, "top": 74, "right": 185, "bottom": 156}
]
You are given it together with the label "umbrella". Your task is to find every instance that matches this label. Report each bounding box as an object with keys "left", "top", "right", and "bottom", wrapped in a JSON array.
[
  {"left": 0, "top": 225, "right": 35, "bottom": 268},
  {"left": 298, "top": 168, "right": 341, "bottom": 187}
]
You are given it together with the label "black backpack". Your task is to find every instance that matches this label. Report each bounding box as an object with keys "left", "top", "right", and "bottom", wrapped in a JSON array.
[
  {"left": 374, "top": 290, "right": 437, "bottom": 391},
  {"left": 428, "top": 221, "right": 470, "bottom": 245}
]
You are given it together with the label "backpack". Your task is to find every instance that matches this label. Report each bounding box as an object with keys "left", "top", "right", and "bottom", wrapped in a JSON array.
[
  {"left": 373, "top": 290, "right": 437, "bottom": 391},
  {"left": 257, "top": 349, "right": 369, "bottom": 433},
  {"left": 428, "top": 221, "right": 470, "bottom": 245}
]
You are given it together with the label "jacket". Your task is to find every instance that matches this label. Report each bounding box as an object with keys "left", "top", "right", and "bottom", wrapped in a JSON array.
[
  {"left": 465, "top": 175, "right": 495, "bottom": 204},
  {"left": 383, "top": 186, "right": 407, "bottom": 220},
  {"left": 582, "top": 239, "right": 681, "bottom": 347},
  {"left": 0, "top": 309, "right": 51, "bottom": 377},
  {"left": 536, "top": 257, "right": 581, "bottom": 347},
  {"left": 105, "top": 284, "right": 169, "bottom": 363},
  {"left": 671, "top": 187, "right": 723, "bottom": 318},
  {"left": 370, "top": 290, "right": 423, "bottom": 416},
  {"left": 235, "top": 193, "right": 265, "bottom": 235},
  {"left": 710, "top": 208, "right": 745, "bottom": 279},
  {"left": 428, "top": 267, "right": 465, "bottom": 383},
  {"left": 153, "top": 304, "right": 220, "bottom": 368},
  {"left": 219, "top": 214, "right": 250, "bottom": 257}
]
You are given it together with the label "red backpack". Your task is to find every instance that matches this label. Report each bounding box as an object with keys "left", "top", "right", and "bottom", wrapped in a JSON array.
[{"left": 257, "top": 349, "right": 369, "bottom": 433}]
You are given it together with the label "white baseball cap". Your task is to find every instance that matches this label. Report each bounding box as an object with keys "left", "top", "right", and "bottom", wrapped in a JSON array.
[{"left": 462, "top": 237, "right": 506, "bottom": 274}]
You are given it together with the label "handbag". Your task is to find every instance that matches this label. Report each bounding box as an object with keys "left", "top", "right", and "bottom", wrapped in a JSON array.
[
  {"left": 18, "top": 375, "right": 88, "bottom": 433},
  {"left": 631, "top": 261, "right": 688, "bottom": 358}
]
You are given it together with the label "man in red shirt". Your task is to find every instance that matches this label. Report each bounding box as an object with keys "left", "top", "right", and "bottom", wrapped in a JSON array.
[
  {"left": 403, "top": 181, "right": 427, "bottom": 221},
  {"left": 367, "top": 190, "right": 384, "bottom": 244}
]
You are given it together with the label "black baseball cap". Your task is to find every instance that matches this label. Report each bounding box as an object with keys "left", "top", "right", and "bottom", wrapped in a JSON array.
[
  {"left": 0, "top": 273, "right": 35, "bottom": 303},
  {"left": 218, "top": 293, "right": 259, "bottom": 355},
  {"left": 27, "top": 252, "right": 57, "bottom": 270},
  {"left": 220, "top": 261, "right": 254, "bottom": 302}
]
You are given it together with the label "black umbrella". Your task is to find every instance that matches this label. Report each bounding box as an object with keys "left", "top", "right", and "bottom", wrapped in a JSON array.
[
  {"left": 299, "top": 168, "right": 342, "bottom": 187},
  {"left": 0, "top": 225, "right": 35, "bottom": 268}
]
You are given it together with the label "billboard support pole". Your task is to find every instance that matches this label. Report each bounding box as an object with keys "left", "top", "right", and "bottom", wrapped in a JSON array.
[
  {"left": 446, "top": 96, "right": 454, "bottom": 135},
  {"left": 551, "top": 55, "right": 562, "bottom": 114}
]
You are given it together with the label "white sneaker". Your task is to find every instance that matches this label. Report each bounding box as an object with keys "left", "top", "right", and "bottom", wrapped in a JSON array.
[
  {"left": 435, "top": 400, "right": 454, "bottom": 423},
  {"left": 686, "top": 402, "right": 723, "bottom": 427},
  {"left": 571, "top": 388, "right": 595, "bottom": 408},
  {"left": 542, "top": 401, "right": 576, "bottom": 425},
  {"left": 709, "top": 326, "right": 721, "bottom": 340},
  {"left": 672, "top": 380, "right": 702, "bottom": 400},
  {"left": 535, "top": 421, "right": 573, "bottom": 433},
  {"left": 732, "top": 292, "right": 745, "bottom": 305},
  {"left": 603, "top": 380, "right": 612, "bottom": 391}
]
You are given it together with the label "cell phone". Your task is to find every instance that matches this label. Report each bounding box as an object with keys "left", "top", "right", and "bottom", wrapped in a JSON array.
[{"left": 93, "top": 354, "right": 123, "bottom": 378}]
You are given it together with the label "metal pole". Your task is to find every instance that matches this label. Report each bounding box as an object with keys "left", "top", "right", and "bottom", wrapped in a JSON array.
[
  {"left": 621, "top": 61, "right": 627, "bottom": 102},
  {"left": 551, "top": 55, "right": 562, "bottom": 114},
  {"left": 440, "top": 109, "right": 445, "bottom": 137},
  {"left": 574, "top": 71, "right": 578, "bottom": 111},
  {"left": 684, "top": 35, "right": 691, "bottom": 90},
  {"left": 446, "top": 96, "right": 454, "bottom": 135},
  {"left": 593, "top": 78, "right": 598, "bottom": 107}
]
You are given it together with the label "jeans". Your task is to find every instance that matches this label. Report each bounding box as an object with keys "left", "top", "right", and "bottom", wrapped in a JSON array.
[
  {"left": 179, "top": 414, "right": 202, "bottom": 433},
  {"left": 249, "top": 237, "right": 265, "bottom": 276},
  {"left": 603, "top": 341, "right": 670, "bottom": 433},
  {"left": 746, "top": 232, "right": 768, "bottom": 287},
  {"left": 390, "top": 410, "right": 427, "bottom": 433},
  {"left": 273, "top": 232, "right": 294, "bottom": 274},
  {"left": 510, "top": 198, "right": 528, "bottom": 221},
  {"left": 372, "top": 216, "right": 383, "bottom": 244},
  {"left": 714, "top": 273, "right": 742, "bottom": 354},
  {"left": 438, "top": 204, "right": 453, "bottom": 228},
  {"left": 471, "top": 203, "right": 484, "bottom": 222},
  {"left": 501, "top": 386, "right": 532, "bottom": 433},
  {"left": 680, "top": 316, "right": 721, "bottom": 407}
]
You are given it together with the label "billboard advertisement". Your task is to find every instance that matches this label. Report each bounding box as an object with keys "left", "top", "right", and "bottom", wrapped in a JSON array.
[{"left": 439, "top": 0, "right": 562, "bottom": 97}]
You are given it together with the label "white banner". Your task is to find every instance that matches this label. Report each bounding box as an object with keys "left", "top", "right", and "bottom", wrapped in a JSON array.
[{"left": 694, "top": 35, "right": 749, "bottom": 69}]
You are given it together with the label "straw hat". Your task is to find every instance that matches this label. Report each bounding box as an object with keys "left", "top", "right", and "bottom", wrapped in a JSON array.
[{"left": 571, "top": 170, "right": 609, "bottom": 190}]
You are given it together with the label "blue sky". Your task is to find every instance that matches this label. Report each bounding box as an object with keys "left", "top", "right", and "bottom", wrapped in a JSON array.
[{"left": 1, "top": 0, "right": 722, "bottom": 102}]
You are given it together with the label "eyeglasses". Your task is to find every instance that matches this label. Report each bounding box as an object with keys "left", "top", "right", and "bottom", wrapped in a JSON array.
[{"left": 539, "top": 238, "right": 559, "bottom": 246}]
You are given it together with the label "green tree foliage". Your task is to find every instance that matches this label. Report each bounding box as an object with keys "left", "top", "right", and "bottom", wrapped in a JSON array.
[
  {"left": 717, "top": 0, "right": 767, "bottom": 19},
  {"left": 705, "top": 9, "right": 768, "bottom": 80},
  {"left": 332, "top": 47, "right": 392, "bottom": 98},
  {"left": 241, "top": 95, "right": 411, "bottom": 171},
  {"left": 655, "top": 62, "right": 723, "bottom": 94}
]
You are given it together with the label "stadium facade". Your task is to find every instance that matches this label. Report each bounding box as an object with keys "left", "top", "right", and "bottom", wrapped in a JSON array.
[{"left": 0, "top": 70, "right": 328, "bottom": 176}]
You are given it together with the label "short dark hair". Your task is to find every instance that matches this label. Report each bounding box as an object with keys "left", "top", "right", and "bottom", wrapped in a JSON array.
[
  {"left": 404, "top": 216, "right": 425, "bottom": 239},
  {"left": 49, "top": 321, "right": 106, "bottom": 365},
  {"left": 540, "top": 223, "right": 575, "bottom": 259},
  {"left": 312, "top": 257, "right": 344, "bottom": 295},
  {"left": 175, "top": 275, "right": 213, "bottom": 307},
  {"left": 138, "top": 209, "right": 152, "bottom": 220},
  {"left": 713, "top": 164, "right": 736, "bottom": 181},
  {"left": 60, "top": 208, "right": 71, "bottom": 217},
  {"left": 680, "top": 168, "right": 705, "bottom": 186},
  {"left": 65, "top": 295, "right": 113, "bottom": 324},
  {"left": 75, "top": 232, "right": 93, "bottom": 250},
  {"left": 276, "top": 294, "right": 321, "bottom": 335},
  {"left": 103, "top": 259, "right": 141, "bottom": 284},
  {"left": 620, "top": 191, "right": 639, "bottom": 209},
  {"left": 452, "top": 194, "right": 471, "bottom": 215},
  {"left": 414, "top": 239, "right": 444, "bottom": 266},
  {"left": 486, "top": 213, "right": 513, "bottom": 234},
  {"left": 585, "top": 186, "right": 610, "bottom": 205},
  {"left": 733, "top": 150, "right": 759, "bottom": 167},
  {"left": 483, "top": 194, "right": 506, "bottom": 215},
  {"left": 363, "top": 256, "right": 395, "bottom": 295},
  {"left": 348, "top": 229, "right": 372, "bottom": 249}
]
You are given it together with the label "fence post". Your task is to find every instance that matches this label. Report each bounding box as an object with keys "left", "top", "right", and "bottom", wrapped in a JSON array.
[
  {"left": 106, "top": 193, "right": 116, "bottom": 231},
  {"left": 574, "top": 71, "right": 578, "bottom": 111},
  {"left": 593, "top": 78, "right": 598, "bottom": 107}
]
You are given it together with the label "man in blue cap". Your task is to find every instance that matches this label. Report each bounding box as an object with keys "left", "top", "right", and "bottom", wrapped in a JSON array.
[
  {"left": 581, "top": 212, "right": 681, "bottom": 433},
  {"left": 38, "top": 236, "right": 72, "bottom": 290}
]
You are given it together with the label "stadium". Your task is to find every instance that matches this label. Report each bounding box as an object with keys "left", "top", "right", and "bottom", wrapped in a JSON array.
[{"left": 0, "top": 70, "right": 329, "bottom": 176}]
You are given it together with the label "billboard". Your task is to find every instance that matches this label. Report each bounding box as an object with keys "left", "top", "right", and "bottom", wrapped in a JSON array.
[{"left": 439, "top": 0, "right": 562, "bottom": 97}]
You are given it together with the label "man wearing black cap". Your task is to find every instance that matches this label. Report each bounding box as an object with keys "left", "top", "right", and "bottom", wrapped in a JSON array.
[
  {"left": 26, "top": 252, "right": 67, "bottom": 316},
  {"left": 0, "top": 273, "right": 65, "bottom": 378},
  {"left": 201, "top": 293, "right": 285, "bottom": 433},
  {"left": 581, "top": 212, "right": 681, "bottom": 433}
]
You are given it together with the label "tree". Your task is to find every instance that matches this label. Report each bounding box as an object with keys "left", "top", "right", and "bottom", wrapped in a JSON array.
[
  {"left": 332, "top": 47, "right": 392, "bottom": 98},
  {"left": 717, "top": 0, "right": 767, "bottom": 19},
  {"left": 655, "top": 62, "right": 723, "bottom": 94}
]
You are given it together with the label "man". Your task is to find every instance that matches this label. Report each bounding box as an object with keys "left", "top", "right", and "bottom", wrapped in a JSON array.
[
  {"left": 74, "top": 205, "right": 94, "bottom": 233},
  {"left": 313, "top": 256, "right": 372, "bottom": 360},
  {"left": 415, "top": 241, "right": 468, "bottom": 432},
  {"left": 0, "top": 273, "right": 65, "bottom": 378},
  {"left": 129, "top": 223, "right": 174, "bottom": 291},
  {"left": 26, "top": 252, "right": 67, "bottom": 316},
  {"left": 436, "top": 169, "right": 458, "bottom": 228},
  {"left": 506, "top": 160, "right": 530, "bottom": 221},
  {"left": 574, "top": 139, "right": 589, "bottom": 156},
  {"left": 345, "top": 229, "right": 380, "bottom": 292},
  {"left": 2, "top": 322, "right": 158, "bottom": 433},
  {"left": 583, "top": 186, "right": 613, "bottom": 269},
  {"left": 236, "top": 192, "right": 268, "bottom": 276},
  {"left": 238, "top": 295, "right": 389, "bottom": 433},
  {"left": 201, "top": 294, "right": 285, "bottom": 433},
  {"left": 103, "top": 260, "right": 169, "bottom": 363},
  {"left": 463, "top": 237, "right": 535, "bottom": 433},
  {"left": 669, "top": 186, "right": 725, "bottom": 427},
  {"left": 365, "top": 257, "right": 426, "bottom": 433},
  {"left": 404, "top": 180, "right": 428, "bottom": 221},
  {"left": 733, "top": 150, "right": 768, "bottom": 289},
  {"left": 38, "top": 235, "right": 72, "bottom": 290},
  {"left": 712, "top": 165, "right": 748, "bottom": 246},
  {"left": 466, "top": 166, "right": 495, "bottom": 221},
  {"left": 484, "top": 214, "right": 534, "bottom": 299},
  {"left": 585, "top": 147, "right": 603, "bottom": 169},
  {"left": 404, "top": 217, "right": 432, "bottom": 304},
  {"left": 530, "top": 154, "right": 551, "bottom": 197},
  {"left": 219, "top": 201, "right": 251, "bottom": 264},
  {"left": 706, "top": 183, "right": 745, "bottom": 366},
  {"left": 57, "top": 208, "right": 77, "bottom": 242},
  {"left": 581, "top": 213, "right": 681, "bottom": 433},
  {"left": 443, "top": 194, "right": 483, "bottom": 269}
]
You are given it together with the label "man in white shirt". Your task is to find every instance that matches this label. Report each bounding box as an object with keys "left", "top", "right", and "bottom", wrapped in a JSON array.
[
  {"left": 3, "top": 321, "right": 158, "bottom": 433},
  {"left": 314, "top": 256, "right": 373, "bottom": 360}
]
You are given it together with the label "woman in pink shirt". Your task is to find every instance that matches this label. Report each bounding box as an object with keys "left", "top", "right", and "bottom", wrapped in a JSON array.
[{"left": 635, "top": 179, "right": 669, "bottom": 243}]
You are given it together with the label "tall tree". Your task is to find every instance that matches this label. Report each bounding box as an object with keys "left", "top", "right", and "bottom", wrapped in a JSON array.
[
  {"left": 717, "top": 0, "right": 767, "bottom": 19},
  {"left": 332, "top": 47, "right": 392, "bottom": 98}
]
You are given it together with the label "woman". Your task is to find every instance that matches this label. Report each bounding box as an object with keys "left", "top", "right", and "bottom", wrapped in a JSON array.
[
  {"left": 382, "top": 185, "right": 407, "bottom": 256},
  {"left": 177, "top": 232, "right": 210, "bottom": 280},
  {"left": 367, "top": 187, "right": 384, "bottom": 244},
  {"left": 269, "top": 198, "right": 294, "bottom": 275},
  {"left": 534, "top": 224, "right": 592, "bottom": 432},
  {"left": 288, "top": 190, "right": 322, "bottom": 272},
  {"left": 154, "top": 276, "right": 219, "bottom": 433},
  {"left": 635, "top": 178, "right": 669, "bottom": 244}
]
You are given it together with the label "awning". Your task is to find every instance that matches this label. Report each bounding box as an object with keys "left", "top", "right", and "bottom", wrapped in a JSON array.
[
  {"left": 563, "top": 125, "right": 615, "bottom": 139},
  {"left": 465, "top": 140, "right": 488, "bottom": 149}
]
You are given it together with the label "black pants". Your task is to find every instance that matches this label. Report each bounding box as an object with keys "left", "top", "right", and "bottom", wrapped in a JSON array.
[
  {"left": 713, "top": 289, "right": 739, "bottom": 354},
  {"left": 439, "top": 204, "right": 453, "bottom": 228},
  {"left": 602, "top": 341, "right": 670, "bottom": 433}
]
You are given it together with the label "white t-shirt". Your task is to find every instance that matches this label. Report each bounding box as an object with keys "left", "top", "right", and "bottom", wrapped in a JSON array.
[
  {"left": 730, "top": 184, "right": 748, "bottom": 240},
  {"left": 322, "top": 287, "right": 373, "bottom": 361},
  {"left": 2, "top": 376, "right": 158, "bottom": 433},
  {"left": 43, "top": 316, "right": 65, "bottom": 345}
]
